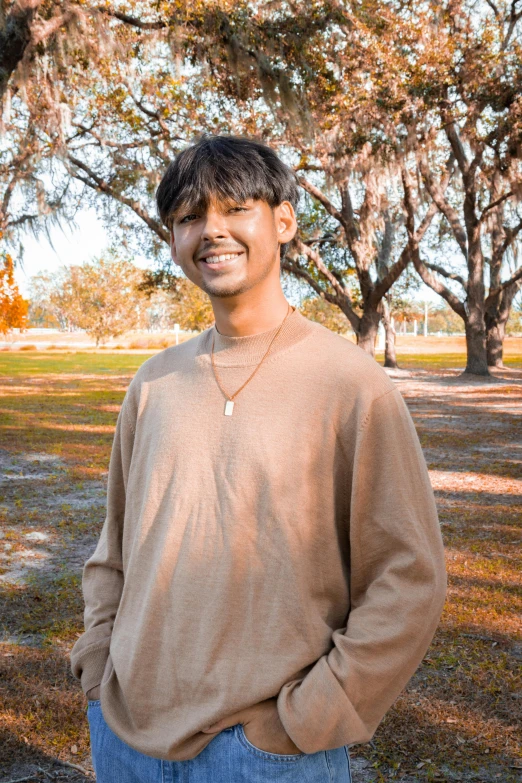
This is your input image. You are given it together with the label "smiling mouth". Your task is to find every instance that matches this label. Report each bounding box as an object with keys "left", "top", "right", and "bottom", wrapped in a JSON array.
[{"left": 198, "top": 252, "right": 243, "bottom": 269}]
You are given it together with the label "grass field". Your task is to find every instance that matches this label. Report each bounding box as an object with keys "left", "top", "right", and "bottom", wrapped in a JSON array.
[{"left": 0, "top": 344, "right": 521, "bottom": 782}]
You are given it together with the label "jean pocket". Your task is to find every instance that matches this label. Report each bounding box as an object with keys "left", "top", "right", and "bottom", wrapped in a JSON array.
[
  {"left": 87, "top": 699, "right": 101, "bottom": 706},
  {"left": 235, "top": 723, "right": 305, "bottom": 762}
]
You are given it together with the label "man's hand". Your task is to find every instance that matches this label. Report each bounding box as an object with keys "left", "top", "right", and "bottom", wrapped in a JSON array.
[
  {"left": 86, "top": 685, "right": 101, "bottom": 701},
  {"left": 201, "top": 697, "right": 302, "bottom": 755}
]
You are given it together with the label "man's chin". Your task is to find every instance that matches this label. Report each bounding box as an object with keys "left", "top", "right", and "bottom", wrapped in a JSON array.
[{"left": 202, "top": 281, "right": 251, "bottom": 298}]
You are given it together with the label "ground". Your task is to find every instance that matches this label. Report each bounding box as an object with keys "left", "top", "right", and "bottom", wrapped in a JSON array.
[{"left": 0, "top": 340, "right": 520, "bottom": 782}]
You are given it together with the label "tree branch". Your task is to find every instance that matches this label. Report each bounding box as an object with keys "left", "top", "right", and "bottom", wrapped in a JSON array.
[
  {"left": 295, "top": 176, "right": 346, "bottom": 228},
  {"left": 0, "top": 0, "right": 43, "bottom": 101},
  {"left": 488, "top": 265, "right": 522, "bottom": 296},
  {"left": 402, "top": 165, "right": 467, "bottom": 319},
  {"left": 66, "top": 155, "right": 169, "bottom": 243},
  {"left": 372, "top": 244, "right": 411, "bottom": 305},
  {"left": 443, "top": 117, "right": 469, "bottom": 177},
  {"left": 424, "top": 262, "right": 467, "bottom": 289},
  {"left": 95, "top": 6, "right": 167, "bottom": 30},
  {"left": 485, "top": 0, "right": 500, "bottom": 18},
  {"left": 419, "top": 156, "right": 468, "bottom": 258},
  {"left": 502, "top": 0, "right": 522, "bottom": 50},
  {"left": 282, "top": 249, "right": 360, "bottom": 333},
  {"left": 498, "top": 217, "right": 522, "bottom": 261},
  {"left": 294, "top": 239, "right": 352, "bottom": 304},
  {"left": 480, "top": 190, "right": 514, "bottom": 221}
]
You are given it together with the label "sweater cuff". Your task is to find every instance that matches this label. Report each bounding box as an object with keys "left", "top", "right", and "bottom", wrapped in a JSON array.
[
  {"left": 73, "top": 644, "right": 111, "bottom": 696},
  {"left": 277, "top": 656, "right": 371, "bottom": 753}
]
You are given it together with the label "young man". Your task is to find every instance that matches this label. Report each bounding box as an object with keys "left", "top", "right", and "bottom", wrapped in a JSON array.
[{"left": 70, "top": 135, "right": 447, "bottom": 783}]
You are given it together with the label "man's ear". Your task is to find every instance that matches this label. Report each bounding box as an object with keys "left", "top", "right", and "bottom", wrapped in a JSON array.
[
  {"left": 170, "top": 227, "right": 180, "bottom": 267},
  {"left": 275, "top": 201, "right": 297, "bottom": 245}
]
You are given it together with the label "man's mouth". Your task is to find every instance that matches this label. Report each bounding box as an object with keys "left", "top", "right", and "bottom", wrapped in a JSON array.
[{"left": 198, "top": 251, "right": 243, "bottom": 269}]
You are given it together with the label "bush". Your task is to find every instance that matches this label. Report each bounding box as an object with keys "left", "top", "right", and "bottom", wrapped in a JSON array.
[{"left": 19, "top": 344, "right": 37, "bottom": 351}]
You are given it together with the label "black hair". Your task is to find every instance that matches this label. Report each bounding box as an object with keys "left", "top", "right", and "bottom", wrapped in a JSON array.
[{"left": 156, "top": 135, "right": 300, "bottom": 258}]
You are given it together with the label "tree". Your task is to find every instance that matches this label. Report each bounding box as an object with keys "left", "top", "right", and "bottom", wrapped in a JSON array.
[
  {"left": 299, "top": 294, "right": 353, "bottom": 335},
  {"left": 29, "top": 254, "right": 144, "bottom": 345},
  {"left": 428, "top": 304, "right": 467, "bottom": 335},
  {"left": 0, "top": 1, "right": 451, "bottom": 358},
  {"left": 381, "top": 267, "right": 423, "bottom": 369},
  {"left": 400, "top": 1, "right": 522, "bottom": 375},
  {"left": 29, "top": 269, "right": 75, "bottom": 330},
  {"left": 0, "top": 0, "right": 150, "bottom": 103},
  {"left": 0, "top": 249, "right": 28, "bottom": 334},
  {"left": 27, "top": 1, "right": 436, "bottom": 358},
  {"left": 4, "top": 1, "right": 521, "bottom": 373},
  {"left": 140, "top": 273, "right": 215, "bottom": 333}
]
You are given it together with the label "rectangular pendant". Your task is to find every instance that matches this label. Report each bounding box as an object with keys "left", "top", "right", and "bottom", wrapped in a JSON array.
[{"left": 224, "top": 400, "right": 234, "bottom": 416}]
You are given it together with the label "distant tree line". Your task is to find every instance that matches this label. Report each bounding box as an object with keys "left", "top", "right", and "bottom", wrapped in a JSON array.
[
  {"left": 27, "top": 254, "right": 217, "bottom": 345},
  {"left": 23, "top": 254, "right": 519, "bottom": 350}
]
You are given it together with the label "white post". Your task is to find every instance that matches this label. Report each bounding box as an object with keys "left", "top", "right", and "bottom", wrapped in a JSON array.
[
  {"left": 414, "top": 319, "right": 417, "bottom": 336},
  {"left": 174, "top": 323, "right": 180, "bottom": 345},
  {"left": 424, "top": 301, "right": 428, "bottom": 337},
  {"left": 377, "top": 321, "right": 385, "bottom": 350}
]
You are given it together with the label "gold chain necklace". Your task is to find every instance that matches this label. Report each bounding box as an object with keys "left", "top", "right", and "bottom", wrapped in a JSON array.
[{"left": 210, "top": 303, "right": 294, "bottom": 416}]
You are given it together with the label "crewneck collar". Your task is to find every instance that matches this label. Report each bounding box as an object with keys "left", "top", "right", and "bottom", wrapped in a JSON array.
[{"left": 195, "top": 306, "right": 316, "bottom": 367}]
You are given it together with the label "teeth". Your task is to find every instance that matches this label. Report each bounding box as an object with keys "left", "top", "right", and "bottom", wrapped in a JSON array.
[{"left": 204, "top": 253, "right": 240, "bottom": 264}]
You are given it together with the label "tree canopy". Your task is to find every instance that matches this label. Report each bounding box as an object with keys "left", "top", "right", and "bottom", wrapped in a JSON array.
[{"left": 2, "top": 0, "right": 521, "bottom": 373}]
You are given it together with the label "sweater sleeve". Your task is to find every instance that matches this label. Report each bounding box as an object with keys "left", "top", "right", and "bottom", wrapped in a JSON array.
[
  {"left": 277, "top": 385, "right": 447, "bottom": 753},
  {"left": 69, "top": 394, "right": 135, "bottom": 696}
]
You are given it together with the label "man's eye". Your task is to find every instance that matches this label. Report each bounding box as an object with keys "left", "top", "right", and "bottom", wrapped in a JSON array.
[
  {"left": 179, "top": 213, "right": 198, "bottom": 223},
  {"left": 229, "top": 206, "right": 247, "bottom": 214}
]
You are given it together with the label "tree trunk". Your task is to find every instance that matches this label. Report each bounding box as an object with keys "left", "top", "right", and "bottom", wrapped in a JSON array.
[
  {"left": 462, "top": 232, "right": 490, "bottom": 376},
  {"left": 381, "top": 298, "right": 399, "bottom": 368},
  {"left": 485, "top": 283, "right": 519, "bottom": 368},
  {"left": 463, "top": 311, "right": 490, "bottom": 376},
  {"left": 356, "top": 307, "right": 382, "bottom": 356},
  {"left": 486, "top": 321, "right": 506, "bottom": 368}
]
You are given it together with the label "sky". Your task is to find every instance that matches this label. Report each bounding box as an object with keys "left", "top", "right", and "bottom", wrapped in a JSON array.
[
  {"left": 13, "top": 209, "right": 151, "bottom": 296},
  {"left": 13, "top": 208, "right": 441, "bottom": 305}
]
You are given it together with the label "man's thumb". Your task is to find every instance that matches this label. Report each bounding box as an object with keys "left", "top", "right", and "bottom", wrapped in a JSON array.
[
  {"left": 201, "top": 721, "right": 223, "bottom": 733},
  {"left": 202, "top": 716, "right": 242, "bottom": 733}
]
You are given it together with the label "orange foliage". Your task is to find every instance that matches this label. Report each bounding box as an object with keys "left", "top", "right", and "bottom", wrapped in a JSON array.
[{"left": 0, "top": 254, "right": 29, "bottom": 335}]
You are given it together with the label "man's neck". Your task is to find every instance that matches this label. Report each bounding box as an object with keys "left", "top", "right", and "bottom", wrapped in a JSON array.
[{"left": 212, "top": 297, "right": 293, "bottom": 337}]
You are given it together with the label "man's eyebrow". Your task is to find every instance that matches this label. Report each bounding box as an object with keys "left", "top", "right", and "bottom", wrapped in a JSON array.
[{"left": 171, "top": 202, "right": 200, "bottom": 219}]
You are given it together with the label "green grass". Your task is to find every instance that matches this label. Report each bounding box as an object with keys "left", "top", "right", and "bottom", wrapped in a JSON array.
[
  {"left": 0, "top": 351, "right": 153, "bottom": 376},
  {"left": 375, "top": 351, "right": 522, "bottom": 369}
]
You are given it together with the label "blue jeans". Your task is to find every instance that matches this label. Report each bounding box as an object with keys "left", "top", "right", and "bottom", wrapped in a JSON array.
[{"left": 87, "top": 699, "right": 352, "bottom": 782}]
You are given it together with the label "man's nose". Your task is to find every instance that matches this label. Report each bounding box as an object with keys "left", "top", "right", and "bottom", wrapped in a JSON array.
[{"left": 201, "top": 209, "right": 229, "bottom": 241}]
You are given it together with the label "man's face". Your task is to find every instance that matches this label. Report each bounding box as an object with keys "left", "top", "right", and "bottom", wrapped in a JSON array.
[{"left": 169, "top": 196, "right": 297, "bottom": 298}]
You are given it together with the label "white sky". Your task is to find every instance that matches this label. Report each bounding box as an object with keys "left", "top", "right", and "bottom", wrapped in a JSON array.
[
  {"left": 13, "top": 208, "right": 441, "bottom": 304},
  {"left": 13, "top": 209, "right": 151, "bottom": 296}
]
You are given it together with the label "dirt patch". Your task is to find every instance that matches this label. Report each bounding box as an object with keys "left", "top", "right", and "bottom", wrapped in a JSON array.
[{"left": 0, "top": 450, "right": 104, "bottom": 593}]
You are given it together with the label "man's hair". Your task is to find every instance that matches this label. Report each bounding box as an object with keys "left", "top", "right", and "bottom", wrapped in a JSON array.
[{"left": 156, "top": 135, "right": 300, "bottom": 258}]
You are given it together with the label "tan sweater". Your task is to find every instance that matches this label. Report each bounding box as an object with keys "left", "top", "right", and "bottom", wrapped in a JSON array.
[{"left": 69, "top": 306, "right": 447, "bottom": 761}]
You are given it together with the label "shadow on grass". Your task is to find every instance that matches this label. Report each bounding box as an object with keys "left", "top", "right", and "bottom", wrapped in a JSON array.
[{"left": 0, "top": 646, "right": 93, "bottom": 779}]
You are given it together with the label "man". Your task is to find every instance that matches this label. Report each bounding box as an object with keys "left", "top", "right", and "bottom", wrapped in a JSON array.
[{"left": 70, "top": 135, "right": 447, "bottom": 783}]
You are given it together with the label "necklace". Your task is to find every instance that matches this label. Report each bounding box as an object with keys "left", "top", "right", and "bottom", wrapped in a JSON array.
[{"left": 210, "top": 303, "right": 294, "bottom": 416}]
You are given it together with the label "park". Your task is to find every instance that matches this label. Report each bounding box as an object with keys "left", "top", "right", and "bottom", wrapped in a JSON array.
[{"left": 1, "top": 1, "right": 521, "bottom": 782}]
